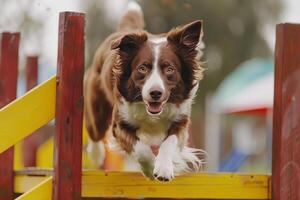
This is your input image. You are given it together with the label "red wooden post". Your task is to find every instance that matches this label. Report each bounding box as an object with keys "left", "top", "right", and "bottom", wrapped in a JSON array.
[
  {"left": 0, "top": 32, "right": 20, "bottom": 200},
  {"left": 22, "top": 56, "right": 38, "bottom": 167},
  {"left": 53, "top": 12, "right": 85, "bottom": 200},
  {"left": 25, "top": 56, "right": 38, "bottom": 91},
  {"left": 272, "top": 23, "right": 300, "bottom": 199}
]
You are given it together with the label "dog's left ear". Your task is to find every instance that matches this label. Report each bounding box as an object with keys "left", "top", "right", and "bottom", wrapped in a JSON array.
[
  {"left": 167, "top": 20, "right": 203, "bottom": 49},
  {"left": 111, "top": 32, "right": 147, "bottom": 54}
]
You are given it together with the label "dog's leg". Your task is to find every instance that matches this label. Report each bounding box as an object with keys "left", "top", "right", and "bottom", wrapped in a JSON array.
[
  {"left": 132, "top": 141, "right": 155, "bottom": 179},
  {"left": 153, "top": 135, "right": 178, "bottom": 182}
]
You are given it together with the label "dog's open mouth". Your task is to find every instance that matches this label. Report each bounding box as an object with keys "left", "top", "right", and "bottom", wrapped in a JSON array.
[{"left": 146, "top": 102, "right": 164, "bottom": 115}]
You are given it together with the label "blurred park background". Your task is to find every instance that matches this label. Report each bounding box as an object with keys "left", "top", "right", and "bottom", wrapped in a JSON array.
[{"left": 1, "top": 0, "right": 299, "bottom": 173}]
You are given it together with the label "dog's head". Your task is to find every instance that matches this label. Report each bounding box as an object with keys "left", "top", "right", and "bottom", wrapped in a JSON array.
[{"left": 112, "top": 20, "right": 204, "bottom": 115}]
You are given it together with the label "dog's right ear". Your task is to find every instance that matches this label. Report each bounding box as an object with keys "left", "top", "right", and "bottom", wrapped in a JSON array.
[{"left": 111, "top": 32, "right": 147, "bottom": 54}]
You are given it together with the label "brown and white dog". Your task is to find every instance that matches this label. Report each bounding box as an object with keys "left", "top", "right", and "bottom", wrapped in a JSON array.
[{"left": 84, "top": 1, "right": 205, "bottom": 181}]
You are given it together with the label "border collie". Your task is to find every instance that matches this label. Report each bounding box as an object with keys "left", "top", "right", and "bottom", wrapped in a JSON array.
[{"left": 84, "top": 1, "right": 205, "bottom": 181}]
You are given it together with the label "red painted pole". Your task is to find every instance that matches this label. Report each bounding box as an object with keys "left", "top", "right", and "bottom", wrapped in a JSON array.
[
  {"left": 22, "top": 56, "right": 38, "bottom": 167},
  {"left": 0, "top": 32, "right": 20, "bottom": 200},
  {"left": 53, "top": 12, "right": 85, "bottom": 200},
  {"left": 25, "top": 56, "right": 38, "bottom": 91},
  {"left": 272, "top": 23, "right": 300, "bottom": 200}
]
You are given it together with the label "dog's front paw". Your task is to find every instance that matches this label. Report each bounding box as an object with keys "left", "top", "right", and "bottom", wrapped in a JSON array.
[{"left": 153, "top": 159, "right": 174, "bottom": 182}]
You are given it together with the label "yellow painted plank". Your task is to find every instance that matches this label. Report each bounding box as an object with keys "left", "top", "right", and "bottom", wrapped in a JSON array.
[
  {"left": 13, "top": 141, "right": 24, "bottom": 170},
  {"left": 14, "top": 175, "right": 50, "bottom": 194},
  {"left": 36, "top": 125, "right": 94, "bottom": 169},
  {"left": 0, "top": 76, "right": 56, "bottom": 153},
  {"left": 82, "top": 171, "right": 271, "bottom": 199},
  {"left": 36, "top": 137, "right": 54, "bottom": 168},
  {"left": 14, "top": 170, "right": 271, "bottom": 199},
  {"left": 15, "top": 176, "right": 52, "bottom": 200}
]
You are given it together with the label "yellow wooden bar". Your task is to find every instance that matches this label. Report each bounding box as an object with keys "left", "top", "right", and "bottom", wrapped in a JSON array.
[
  {"left": 14, "top": 170, "right": 271, "bottom": 199},
  {"left": 15, "top": 176, "right": 52, "bottom": 200},
  {"left": 14, "top": 175, "right": 50, "bottom": 194},
  {"left": 0, "top": 76, "right": 56, "bottom": 153},
  {"left": 82, "top": 171, "right": 271, "bottom": 199}
]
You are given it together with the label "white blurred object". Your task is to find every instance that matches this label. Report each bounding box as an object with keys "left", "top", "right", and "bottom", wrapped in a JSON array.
[
  {"left": 204, "top": 94, "right": 221, "bottom": 171},
  {"left": 221, "top": 74, "right": 274, "bottom": 113},
  {"left": 214, "top": 58, "right": 274, "bottom": 114},
  {"left": 233, "top": 120, "right": 267, "bottom": 155}
]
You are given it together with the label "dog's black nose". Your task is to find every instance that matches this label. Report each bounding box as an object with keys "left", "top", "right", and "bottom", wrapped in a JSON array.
[{"left": 150, "top": 90, "right": 162, "bottom": 100}]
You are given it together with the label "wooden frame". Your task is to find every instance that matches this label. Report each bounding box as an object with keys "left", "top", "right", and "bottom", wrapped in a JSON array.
[
  {"left": 14, "top": 170, "right": 270, "bottom": 199},
  {"left": 272, "top": 23, "right": 300, "bottom": 200},
  {"left": 0, "top": 76, "right": 56, "bottom": 153},
  {"left": 52, "top": 12, "right": 85, "bottom": 200},
  {"left": 0, "top": 32, "right": 20, "bottom": 200}
]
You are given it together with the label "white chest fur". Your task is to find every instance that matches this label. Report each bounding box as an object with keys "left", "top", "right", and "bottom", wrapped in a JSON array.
[{"left": 118, "top": 100, "right": 193, "bottom": 145}]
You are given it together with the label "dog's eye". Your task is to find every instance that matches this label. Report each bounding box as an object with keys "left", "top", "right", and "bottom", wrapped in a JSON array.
[
  {"left": 137, "top": 65, "right": 148, "bottom": 74},
  {"left": 165, "top": 66, "right": 175, "bottom": 75}
]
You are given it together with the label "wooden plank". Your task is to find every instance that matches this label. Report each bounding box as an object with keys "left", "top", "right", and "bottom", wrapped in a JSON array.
[
  {"left": 0, "top": 32, "right": 20, "bottom": 200},
  {"left": 15, "top": 168, "right": 53, "bottom": 176},
  {"left": 82, "top": 171, "right": 271, "bottom": 199},
  {"left": 14, "top": 170, "right": 271, "bottom": 199},
  {"left": 272, "top": 23, "right": 300, "bottom": 200},
  {"left": 15, "top": 177, "right": 52, "bottom": 200},
  {"left": 0, "top": 76, "right": 56, "bottom": 153},
  {"left": 23, "top": 56, "right": 39, "bottom": 167},
  {"left": 53, "top": 12, "right": 85, "bottom": 200},
  {"left": 14, "top": 175, "right": 50, "bottom": 194}
]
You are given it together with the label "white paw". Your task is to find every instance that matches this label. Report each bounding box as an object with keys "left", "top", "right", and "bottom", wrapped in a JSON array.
[{"left": 153, "top": 159, "right": 174, "bottom": 182}]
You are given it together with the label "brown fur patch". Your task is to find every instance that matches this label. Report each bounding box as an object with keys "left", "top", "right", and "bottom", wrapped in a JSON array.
[
  {"left": 84, "top": 70, "right": 112, "bottom": 141},
  {"left": 167, "top": 115, "right": 190, "bottom": 136},
  {"left": 167, "top": 115, "right": 190, "bottom": 147},
  {"left": 111, "top": 32, "right": 148, "bottom": 102},
  {"left": 117, "top": 9, "right": 145, "bottom": 31},
  {"left": 112, "top": 113, "right": 139, "bottom": 153},
  {"left": 166, "top": 21, "right": 204, "bottom": 104}
]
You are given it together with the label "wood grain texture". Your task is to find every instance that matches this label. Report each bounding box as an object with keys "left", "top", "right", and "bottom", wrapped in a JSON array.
[
  {"left": 272, "top": 23, "right": 300, "bottom": 200},
  {"left": 15, "top": 177, "right": 52, "bottom": 200},
  {"left": 81, "top": 171, "right": 271, "bottom": 199},
  {"left": 53, "top": 12, "right": 85, "bottom": 200},
  {"left": 0, "top": 32, "right": 20, "bottom": 200},
  {"left": 14, "top": 170, "right": 271, "bottom": 199},
  {"left": 0, "top": 76, "right": 56, "bottom": 153},
  {"left": 14, "top": 176, "right": 50, "bottom": 194}
]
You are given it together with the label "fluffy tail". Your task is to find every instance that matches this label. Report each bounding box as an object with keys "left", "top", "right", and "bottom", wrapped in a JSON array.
[
  {"left": 173, "top": 147, "right": 208, "bottom": 174},
  {"left": 117, "top": 1, "right": 145, "bottom": 31}
]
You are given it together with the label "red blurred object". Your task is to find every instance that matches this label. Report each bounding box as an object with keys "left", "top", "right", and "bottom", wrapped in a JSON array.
[{"left": 22, "top": 56, "right": 38, "bottom": 167}]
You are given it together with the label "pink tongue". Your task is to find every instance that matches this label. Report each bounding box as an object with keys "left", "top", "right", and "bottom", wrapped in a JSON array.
[{"left": 147, "top": 103, "right": 162, "bottom": 113}]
